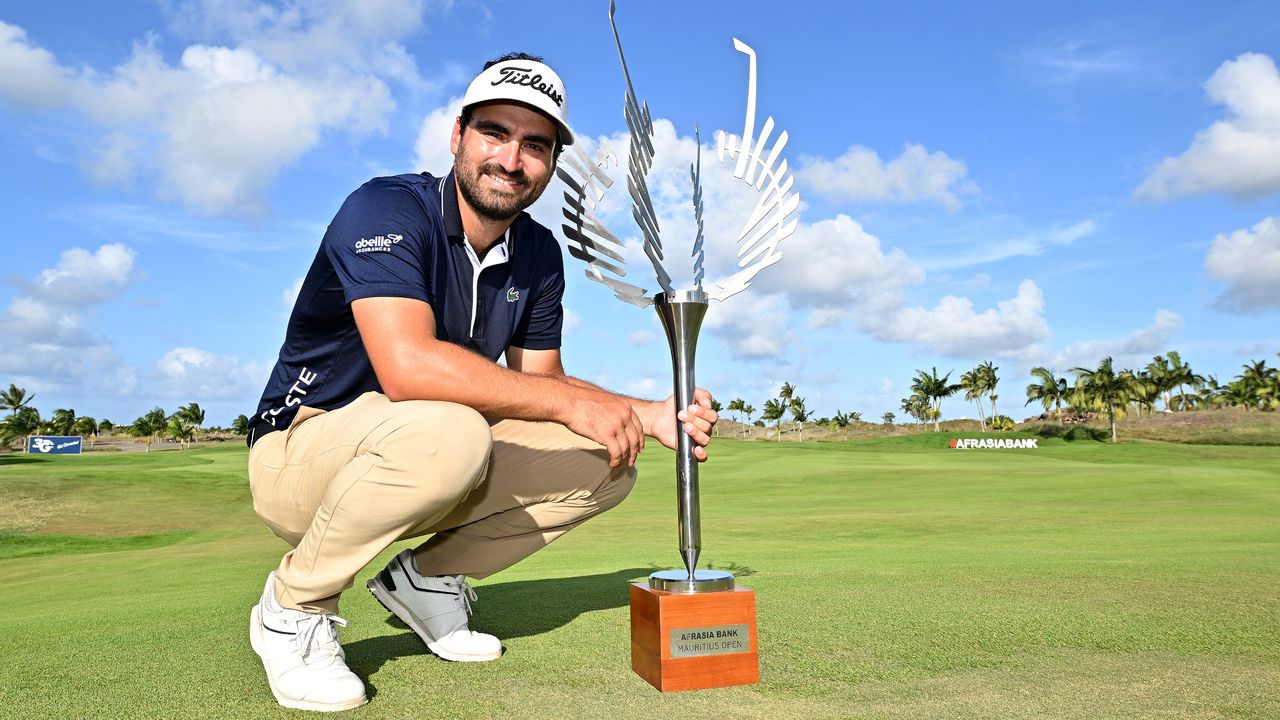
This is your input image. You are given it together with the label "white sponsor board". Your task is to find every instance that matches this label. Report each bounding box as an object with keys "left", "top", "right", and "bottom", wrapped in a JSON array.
[{"left": 27, "top": 435, "right": 83, "bottom": 454}]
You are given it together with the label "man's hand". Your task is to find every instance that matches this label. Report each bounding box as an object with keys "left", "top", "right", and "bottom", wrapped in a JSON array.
[
  {"left": 560, "top": 385, "right": 646, "bottom": 468},
  {"left": 643, "top": 388, "right": 719, "bottom": 462}
]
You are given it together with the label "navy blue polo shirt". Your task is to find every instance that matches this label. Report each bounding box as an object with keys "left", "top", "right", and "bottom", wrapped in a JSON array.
[{"left": 248, "top": 171, "right": 565, "bottom": 445}]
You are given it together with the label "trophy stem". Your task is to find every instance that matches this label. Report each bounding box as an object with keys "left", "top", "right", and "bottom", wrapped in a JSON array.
[{"left": 654, "top": 290, "right": 709, "bottom": 579}]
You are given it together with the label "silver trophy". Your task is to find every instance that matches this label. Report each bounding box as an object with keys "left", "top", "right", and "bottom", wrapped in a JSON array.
[{"left": 558, "top": 1, "right": 798, "bottom": 594}]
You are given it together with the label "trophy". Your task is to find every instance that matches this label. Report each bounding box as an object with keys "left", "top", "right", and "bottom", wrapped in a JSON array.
[{"left": 558, "top": 1, "right": 798, "bottom": 691}]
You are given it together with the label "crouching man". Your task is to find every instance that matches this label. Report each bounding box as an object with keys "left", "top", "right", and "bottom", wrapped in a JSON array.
[{"left": 244, "top": 52, "right": 718, "bottom": 711}]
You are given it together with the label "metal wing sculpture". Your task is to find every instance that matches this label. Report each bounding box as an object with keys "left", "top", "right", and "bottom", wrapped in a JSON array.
[
  {"left": 708, "top": 38, "right": 800, "bottom": 302},
  {"left": 557, "top": 2, "right": 798, "bottom": 305},
  {"left": 557, "top": 141, "right": 653, "bottom": 307}
]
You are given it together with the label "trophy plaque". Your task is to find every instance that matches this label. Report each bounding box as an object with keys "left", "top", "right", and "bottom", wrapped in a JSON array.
[{"left": 558, "top": 1, "right": 798, "bottom": 692}]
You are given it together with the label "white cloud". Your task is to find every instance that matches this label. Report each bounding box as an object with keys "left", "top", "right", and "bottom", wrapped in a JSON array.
[
  {"left": 920, "top": 218, "right": 1100, "bottom": 271},
  {"left": 282, "top": 277, "right": 305, "bottom": 309},
  {"left": 798, "top": 143, "right": 976, "bottom": 210},
  {"left": 0, "top": 21, "right": 81, "bottom": 108},
  {"left": 1204, "top": 215, "right": 1280, "bottom": 312},
  {"left": 628, "top": 330, "right": 656, "bottom": 346},
  {"left": 0, "top": 244, "right": 140, "bottom": 396},
  {"left": 701, "top": 292, "right": 795, "bottom": 359},
  {"left": 868, "top": 280, "right": 1049, "bottom": 359},
  {"left": 1053, "top": 310, "right": 1184, "bottom": 370},
  {"left": 1015, "top": 36, "right": 1139, "bottom": 85},
  {"left": 1235, "top": 341, "right": 1277, "bottom": 356},
  {"left": 164, "top": 0, "right": 432, "bottom": 85},
  {"left": 543, "top": 121, "right": 1048, "bottom": 361},
  {"left": 413, "top": 96, "right": 463, "bottom": 174},
  {"left": 760, "top": 214, "right": 921, "bottom": 312},
  {"left": 752, "top": 214, "right": 1048, "bottom": 358},
  {"left": 156, "top": 346, "right": 269, "bottom": 400},
  {"left": 25, "top": 244, "right": 137, "bottom": 305},
  {"left": 624, "top": 377, "right": 660, "bottom": 397},
  {"left": 1135, "top": 53, "right": 1280, "bottom": 201},
  {"left": 562, "top": 307, "right": 582, "bottom": 333},
  {"left": 0, "top": 11, "right": 426, "bottom": 215}
]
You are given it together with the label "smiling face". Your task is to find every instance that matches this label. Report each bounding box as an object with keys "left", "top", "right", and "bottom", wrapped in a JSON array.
[{"left": 451, "top": 101, "right": 557, "bottom": 223}]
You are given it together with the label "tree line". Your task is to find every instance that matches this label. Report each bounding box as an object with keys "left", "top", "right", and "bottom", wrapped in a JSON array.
[
  {"left": 709, "top": 351, "right": 1278, "bottom": 444},
  {"left": 0, "top": 385, "right": 254, "bottom": 452},
  {"left": 5, "top": 351, "right": 1277, "bottom": 450},
  {"left": 898, "top": 352, "right": 1280, "bottom": 443}
]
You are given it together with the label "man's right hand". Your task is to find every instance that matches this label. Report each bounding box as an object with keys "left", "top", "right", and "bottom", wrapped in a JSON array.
[{"left": 560, "top": 385, "right": 646, "bottom": 468}]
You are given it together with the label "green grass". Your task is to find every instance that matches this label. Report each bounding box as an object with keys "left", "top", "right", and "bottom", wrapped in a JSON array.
[{"left": 1, "top": 436, "right": 1277, "bottom": 719}]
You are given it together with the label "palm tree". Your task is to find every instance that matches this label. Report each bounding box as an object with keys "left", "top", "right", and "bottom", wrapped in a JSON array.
[
  {"left": 1123, "top": 369, "right": 1159, "bottom": 417},
  {"left": 742, "top": 403, "right": 756, "bottom": 438},
  {"left": 829, "top": 411, "right": 850, "bottom": 429},
  {"left": 778, "top": 382, "right": 795, "bottom": 404},
  {"left": 168, "top": 415, "right": 196, "bottom": 450},
  {"left": 49, "top": 408, "right": 77, "bottom": 436},
  {"left": 1239, "top": 359, "right": 1274, "bottom": 410},
  {"left": 978, "top": 361, "right": 1000, "bottom": 420},
  {"left": 0, "top": 406, "right": 41, "bottom": 451},
  {"left": 960, "top": 368, "right": 987, "bottom": 431},
  {"left": 231, "top": 414, "right": 250, "bottom": 435},
  {"left": 911, "top": 367, "right": 961, "bottom": 432},
  {"left": 1257, "top": 355, "right": 1280, "bottom": 410},
  {"left": 1, "top": 384, "right": 35, "bottom": 416},
  {"left": 176, "top": 402, "right": 206, "bottom": 443},
  {"left": 1025, "top": 367, "right": 1069, "bottom": 422},
  {"left": 143, "top": 407, "right": 168, "bottom": 447},
  {"left": 900, "top": 395, "right": 930, "bottom": 425},
  {"left": 789, "top": 397, "right": 812, "bottom": 441},
  {"left": 72, "top": 416, "right": 98, "bottom": 448},
  {"left": 989, "top": 415, "right": 1016, "bottom": 432},
  {"left": 1144, "top": 355, "right": 1175, "bottom": 412},
  {"left": 762, "top": 399, "right": 786, "bottom": 441},
  {"left": 725, "top": 398, "right": 743, "bottom": 437},
  {"left": 882, "top": 412, "right": 895, "bottom": 425},
  {"left": 130, "top": 414, "right": 159, "bottom": 452},
  {"left": 1192, "top": 375, "right": 1223, "bottom": 409},
  {"left": 1071, "top": 356, "right": 1131, "bottom": 443},
  {"left": 726, "top": 398, "right": 745, "bottom": 429},
  {"left": 1218, "top": 379, "right": 1254, "bottom": 409}
]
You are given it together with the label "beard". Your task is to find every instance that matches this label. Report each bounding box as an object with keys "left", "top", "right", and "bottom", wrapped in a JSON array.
[{"left": 454, "top": 144, "right": 551, "bottom": 222}]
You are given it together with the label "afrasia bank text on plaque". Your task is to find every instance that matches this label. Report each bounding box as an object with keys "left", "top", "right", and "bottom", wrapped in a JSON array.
[{"left": 668, "top": 624, "right": 751, "bottom": 659}]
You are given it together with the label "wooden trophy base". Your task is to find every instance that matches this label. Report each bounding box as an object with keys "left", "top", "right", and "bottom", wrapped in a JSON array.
[{"left": 629, "top": 582, "right": 759, "bottom": 692}]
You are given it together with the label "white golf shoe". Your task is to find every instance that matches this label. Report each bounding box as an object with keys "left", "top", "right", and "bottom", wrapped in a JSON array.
[
  {"left": 367, "top": 549, "right": 503, "bottom": 662},
  {"left": 249, "top": 572, "right": 368, "bottom": 712}
]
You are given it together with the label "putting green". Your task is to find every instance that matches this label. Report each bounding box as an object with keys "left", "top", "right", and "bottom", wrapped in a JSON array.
[{"left": 0, "top": 435, "right": 1276, "bottom": 719}]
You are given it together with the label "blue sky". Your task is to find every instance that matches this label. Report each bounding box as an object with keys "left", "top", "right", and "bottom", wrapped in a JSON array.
[{"left": 2, "top": 0, "right": 1278, "bottom": 427}]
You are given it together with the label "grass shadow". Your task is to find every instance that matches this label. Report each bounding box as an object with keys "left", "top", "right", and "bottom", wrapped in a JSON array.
[
  {"left": 0, "top": 455, "right": 51, "bottom": 466},
  {"left": 344, "top": 567, "right": 650, "bottom": 684}
]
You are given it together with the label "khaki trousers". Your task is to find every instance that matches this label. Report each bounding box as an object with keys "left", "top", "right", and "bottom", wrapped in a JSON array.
[{"left": 248, "top": 391, "right": 636, "bottom": 614}]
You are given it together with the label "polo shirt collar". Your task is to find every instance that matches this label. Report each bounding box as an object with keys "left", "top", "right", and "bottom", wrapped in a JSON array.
[
  {"left": 441, "top": 171, "right": 465, "bottom": 240},
  {"left": 440, "top": 170, "right": 512, "bottom": 264}
]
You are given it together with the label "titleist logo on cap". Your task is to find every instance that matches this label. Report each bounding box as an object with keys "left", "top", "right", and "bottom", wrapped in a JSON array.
[{"left": 491, "top": 66, "right": 564, "bottom": 107}]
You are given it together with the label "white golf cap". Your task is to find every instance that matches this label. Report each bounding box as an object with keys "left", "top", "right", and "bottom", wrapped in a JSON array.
[{"left": 461, "top": 58, "right": 575, "bottom": 147}]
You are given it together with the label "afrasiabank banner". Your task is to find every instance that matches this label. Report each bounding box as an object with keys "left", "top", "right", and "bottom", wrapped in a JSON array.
[
  {"left": 27, "top": 436, "right": 83, "bottom": 455},
  {"left": 949, "top": 438, "right": 1039, "bottom": 449}
]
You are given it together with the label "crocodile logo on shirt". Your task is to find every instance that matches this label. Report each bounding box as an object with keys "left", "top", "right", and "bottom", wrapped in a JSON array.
[{"left": 506, "top": 287, "right": 519, "bottom": 302}]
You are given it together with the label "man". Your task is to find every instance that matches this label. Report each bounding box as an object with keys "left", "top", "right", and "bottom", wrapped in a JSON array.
[{"left": 245, "top": 53, "right": 718, "bottom": 712}]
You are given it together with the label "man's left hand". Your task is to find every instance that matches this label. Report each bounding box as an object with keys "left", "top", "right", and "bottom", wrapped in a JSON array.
[{"left": 646, "top": 388, "right": 718, "bottom": 462}]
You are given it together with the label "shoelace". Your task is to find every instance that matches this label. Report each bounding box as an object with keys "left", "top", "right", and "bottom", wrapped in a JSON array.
[
  {"left": 444, "top": 577, "right": 479, "bottom": 616},
  {"left": 294, "top": 612, "right": 348, "bottom": 660}
]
